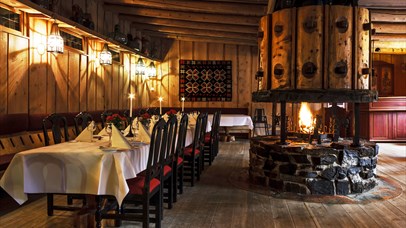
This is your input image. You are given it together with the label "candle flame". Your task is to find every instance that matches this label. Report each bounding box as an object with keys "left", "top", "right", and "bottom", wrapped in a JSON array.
[
  {"left": 158, "top": 97, "right": 163, "bottom": 102},
  {"left": 128, "top": 93, "right": 135, "bottom": 99},
  {"left": 298, "top": 102, "right": 315, "bottom": 134},
  {"left": 181, "top": 97, "right": 185, "bottom": 101}
]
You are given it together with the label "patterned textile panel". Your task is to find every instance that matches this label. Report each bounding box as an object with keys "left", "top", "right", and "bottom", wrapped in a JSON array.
[{"left": 179, "top": 60, "right": 232, "bottom": 102}]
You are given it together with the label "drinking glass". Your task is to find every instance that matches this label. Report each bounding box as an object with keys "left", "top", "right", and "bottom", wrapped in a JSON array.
[
  {"left": 87, "top": 121, "right": 96, "bottom": 141},
  {"left": 105, "top": 123, "right": 113, "bottom": 147},
  {"left": 131, "top": 119, "right": 139, "bottom": 141}
]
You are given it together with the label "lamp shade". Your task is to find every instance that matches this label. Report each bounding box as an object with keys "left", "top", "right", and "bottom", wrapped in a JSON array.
[
  {"left": 47, "top": 22, "right": 64, "bottom": 53},
  {"left": 100, "top": 43, "right": 112, "bottom": 65},
  {"left": 136, "top": 57, "right": 145, "bottom": 75},
  {"left": 148, "top": 62, "right": 157, "bottom": 77}
]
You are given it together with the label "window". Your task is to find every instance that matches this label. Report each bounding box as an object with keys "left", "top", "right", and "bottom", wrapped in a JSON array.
[
  {"left": 0, "top": 7, "right": 20, "bottom": 32},
  {"left": 60, "top": 30, "right": 83, "bottom": 51}
]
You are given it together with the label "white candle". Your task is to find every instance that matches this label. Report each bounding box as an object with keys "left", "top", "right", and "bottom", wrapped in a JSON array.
[
  {"left": 158, "top": 96, "right": 163, "bottom": 115},
  {"left": 129, "top": 93, "right": 135, "bottom": 117},
  {"left": 181, "top": 97, "right": 185, "bottom": 112}
]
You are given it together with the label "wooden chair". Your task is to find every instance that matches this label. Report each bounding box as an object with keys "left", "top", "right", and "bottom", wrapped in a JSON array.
[
  {"left": 162, "top": 115, "right": 178, "bottom": 209},
  {"left": 203, "top": 111, "right": 221, "bottom": 165},
  {"left": 97, "top": 118, "right": 168, "bottom": 228},
  {"left": 73, "top": 112, "right": 93, "bottom": 135},
  {"left": 173, "top": 113, "right": 188, "bottom": 202},
  {"left": 183, "top": 113, "right": 205, "bottom": 186},
  {"left": 42, "top": 113, "right": 69, "bottom": 146},
  {"left": 43, "top": 113, "right": 85, "bottom": 215}
]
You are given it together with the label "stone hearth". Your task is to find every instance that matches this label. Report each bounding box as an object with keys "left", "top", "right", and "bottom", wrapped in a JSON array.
[{"left": 249, "top": 136, "right": 378, "bottom": 195}]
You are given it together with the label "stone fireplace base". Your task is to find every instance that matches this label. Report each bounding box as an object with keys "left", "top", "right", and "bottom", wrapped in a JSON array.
[{"left": 249, "top": 136, "right": 378, "bottom": 195}]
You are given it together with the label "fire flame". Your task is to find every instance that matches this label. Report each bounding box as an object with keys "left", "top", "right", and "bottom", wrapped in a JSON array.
[{"left": 299, "top": 102, "right": 315, "bottom": 134}]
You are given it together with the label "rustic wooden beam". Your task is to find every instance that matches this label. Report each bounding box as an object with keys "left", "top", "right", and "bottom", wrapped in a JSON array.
[
  {"left": 119, "top": 14, "right": 259, "bottom": 34},
  {"left": 131, "top": 22, "right": 257, "bottom": 41},
  {"left": 143, "top": 30, "right": 257, "bottom": 46},
  {"left": 371, "top": 10, "right": 406, "bottom": 23},
  {"left": 372, "top": 34, "right": 406, "bottom": 42},
  {"left": 372, "top": 22, "right": 406, "bottom": 34},
  {"left": 166, "top": 0, "right": 268, "bottom": 4},
  {"left": 359, "top": 0, "right": 406, "bottom": 9},
  {"left": 103, "top": 4, "right": 261, "bottom": 26},
  {"left": 104, "top": 0, "right": 266, "bottom": 17}
]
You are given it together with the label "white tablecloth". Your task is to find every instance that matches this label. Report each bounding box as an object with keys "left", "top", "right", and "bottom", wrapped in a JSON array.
[
  {"left": 0, "top": 138, "right": 149, "bottom": 206},
  {"left": 208, "top": 114, "right": 254, "bottom": 129}
]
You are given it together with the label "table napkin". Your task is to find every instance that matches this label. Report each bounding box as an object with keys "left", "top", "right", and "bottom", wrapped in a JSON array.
[
  {"left": 98, "top": 128, "right": 106, "bottom": 136},
  {"left": 75, "top": 122, "right": 94, "bottom": 142},
  {"left": 111, "top": 124, "right": 132, "bottom": 149},
  {"left": 138, "top": 124, "right": 151, "bottom": 144}
]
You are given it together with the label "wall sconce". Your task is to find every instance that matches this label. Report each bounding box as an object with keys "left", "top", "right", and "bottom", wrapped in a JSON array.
[
  {"left": 136, "top": 57, "right": 145, "bottom": 75},
  {"left": 100, "top": 43, "right": 112, "bottom": 65},
  {"left": 47, "top": 21, "right": 64, "bottom": 53},
  {"left": 148, "top": 62, "right": 157, "bottom": 77}
]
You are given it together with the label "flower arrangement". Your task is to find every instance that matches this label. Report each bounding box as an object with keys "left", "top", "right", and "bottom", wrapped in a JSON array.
[
  {"left": 106, "top": 113, "right": 126, "bottom": 129},
  {"left": 165, "top": 109, "right": 178, "bottom": 117},
  {"left": 139, "top": 112, "right": 151, "bottom": 127}
]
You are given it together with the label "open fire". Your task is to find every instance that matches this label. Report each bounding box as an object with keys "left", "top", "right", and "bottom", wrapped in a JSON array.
[{"left": 298, "top": 102, "right": 315, "bottom": 134}]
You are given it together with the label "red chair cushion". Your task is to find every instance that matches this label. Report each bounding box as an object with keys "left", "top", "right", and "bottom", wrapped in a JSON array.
[
  {"left": 127, "top": 176, "right": 160, "bottom": 195},
  {"left": 184, "top": 146, "right": 200, "bottom": 156},
  {"left": 164, "top": 165, "right": 172, "bottom": 176},
  {"left": 177, "top": 157, "right": 184, "bottom": 165},
  {"left": 204, "top": 134, "right": 211, "bottom": 143}
]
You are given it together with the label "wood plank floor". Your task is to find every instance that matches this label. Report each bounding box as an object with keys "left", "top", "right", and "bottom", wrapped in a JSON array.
[{"left": 0, "top": 141, "right": 405, "bottom": 227}]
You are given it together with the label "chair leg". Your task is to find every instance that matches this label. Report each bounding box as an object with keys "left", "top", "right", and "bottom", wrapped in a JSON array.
[
  {"left": 47, "top": 194, "right": 54, "bottom": 216},
  {"left": 196, "top": 156, "right": 201, "bottom": 181},
  {"left": 173, "top": 166, "right": 178, "bottom": 203},
  {"left": 143, "top": 199, "right": 150, "bottom": 228},
  {"left": 191, "top": 159, "right": 195, "bottom": 186},
  {"left": 167, "top": 175, "right": 173, "bottom": 209},
  {"left": 67, "top": 195, "right": 73, "bottom": 205},
  {"left": 154, "top": 191, "right": 162, "bottom": 228},
  {"left": 179, "top": 165, "right": 184, "bottom": 194}
]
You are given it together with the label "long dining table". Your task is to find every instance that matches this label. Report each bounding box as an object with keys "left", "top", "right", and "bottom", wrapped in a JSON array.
[{"left": 0, "top": 137, "right": 150, "bottom": 207}]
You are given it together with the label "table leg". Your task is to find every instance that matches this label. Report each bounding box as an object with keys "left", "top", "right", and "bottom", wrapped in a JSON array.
[{"left": 95, "top": 196, "right": 102, "bottom": 228}]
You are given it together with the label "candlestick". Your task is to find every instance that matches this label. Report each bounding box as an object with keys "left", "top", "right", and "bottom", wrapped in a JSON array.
[
  {"left": 181, "top": 97, "right": 185, "bottom": 112},
  {"left": 158, "top": 96, "right": 163, "bottom": 115},
  {"left": 129, "top": 93, "right": 135, "bottom": 117}
]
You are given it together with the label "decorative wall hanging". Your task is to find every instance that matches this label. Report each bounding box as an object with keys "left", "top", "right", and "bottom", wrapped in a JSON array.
[{"left": 179, "top": 60, "right": 232, "bottom": 102}]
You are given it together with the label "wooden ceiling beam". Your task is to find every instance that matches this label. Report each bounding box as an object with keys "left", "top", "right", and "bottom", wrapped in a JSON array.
[
  {"left": 104, "top": 0, "right": 266, "bottom": 17},
  {"left": 144, "top": 30, "right": 257, "bottom": 46},
  {"left": 165, "top": 0, "right": 267, "bottom": 4},
  {"left": 104, "top": 5, "right": 261, "bottom": 26},
  {"left": 131, "top": 22, "right": 257, "bottom": 41},
  {"left": 372, "top": 22, "right": 406, "bottom": 34},
  {"left": 370, "top": 9, "right": 406, "bottom": 23},
  {"left": 119, "top": 14, "right": 259, "bottom": 34}
]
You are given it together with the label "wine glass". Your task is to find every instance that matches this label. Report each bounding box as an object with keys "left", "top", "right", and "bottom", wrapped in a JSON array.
[
  {"left": 105, "top": 123, "right": 113, "bottom": 147},
  {"left": 131, "top": 118, "right": 139, "bottom": 141},
  {"left": 87, "top": 121, "right": 96, "bottom": 142}
]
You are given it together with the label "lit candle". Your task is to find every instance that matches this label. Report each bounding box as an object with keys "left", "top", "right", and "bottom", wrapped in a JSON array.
[
  {"left": 129, "top": 93, "right": 135, "bottom": 117},
  {"left": 181, "top": 97, "right": 185, "bottom": 112},
  {"left": 158, "top": 96, "right": 163, "bottom": 115}
]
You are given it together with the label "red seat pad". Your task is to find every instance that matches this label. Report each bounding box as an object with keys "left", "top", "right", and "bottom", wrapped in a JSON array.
[
  {"left": 164, "top": 165, "right": 172, "bottom": 176},
  {"left": 204, "top": 134, "right": 211, "bottom": 143},
  {"left": 127, "top": 176, "right": 160, "bottom": 195},
  {"left": 184, "top": 146, "right": 200, "bottom": 156},
  {"left": 177, "top": 157, "right": 184, "bottom": 165}
]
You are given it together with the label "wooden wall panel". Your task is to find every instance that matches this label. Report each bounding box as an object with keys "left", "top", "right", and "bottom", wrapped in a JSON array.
[
  {"left": 51, "top": 52, "right": 69, "bottom": 113},
  {"left": 0, "top": 32, "right": 8, "bottom": 114},
  {"left": 103, "top": 64, "right": 112, "bottom": 110},
  {"left": 394, "top": 112, "right": 406, "bottom": 140},
  {"left": 373, "top": 54, "right": 406, "bottom": 96},
  {"left": 111, "top": 64, "right": 120, "bottom": 110},
  {"left": 87, "top": 42, "right": 97, "bottom": 111},
  {"left": 8, "top": 34, "right": 29, "bottom": 114},
  {"left": 79, "top": 54, "right": 88, "bottom": 111},
  {"left": 167, "top": 40, "right": 180, "bottom": 110},
  {"left": 68, "top": 51, "right": 80, "bottom": 113},
  {"left": 370, "top": 112, "right": 390, "bottom": 140},
  {"left": 237, "top": 45, "right": 252, "bottom": 109},
  {"left": 120, "top": 63, "right": 129, "bottom": 110},
  {"left": 29, "top": 18, "right": 47, "bottom": 114}
]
